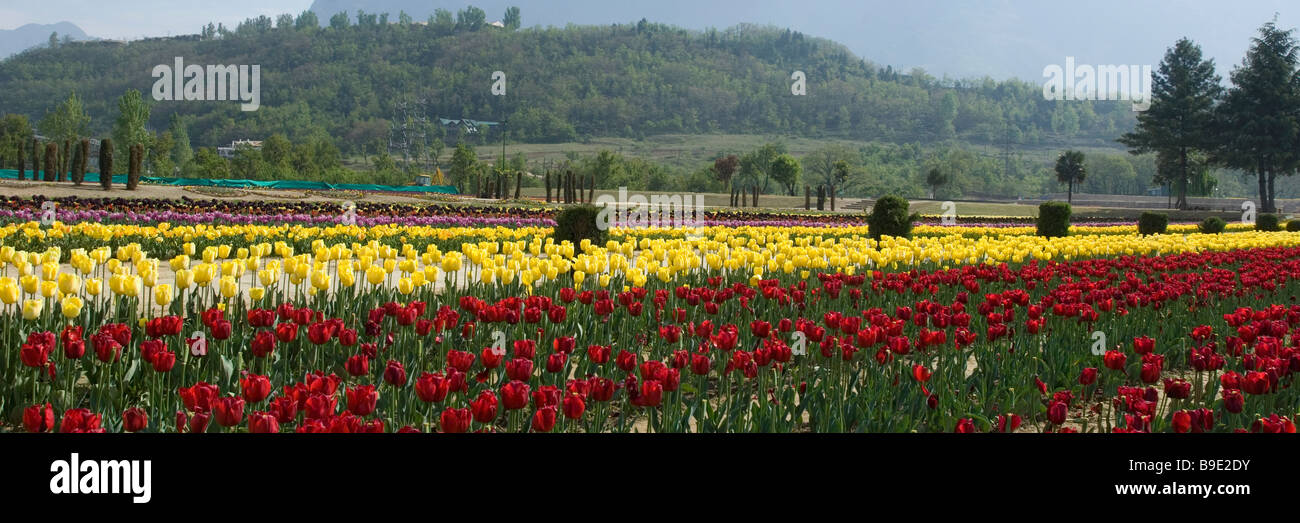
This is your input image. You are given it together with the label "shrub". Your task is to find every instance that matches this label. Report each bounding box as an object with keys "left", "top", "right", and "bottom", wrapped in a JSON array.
[
  {"left": 1287, "top": 220, "right": 1300, "bottom": 232},
  {"left": 1199, "top": 217, "right": 1227, "bottom": 234},
  {"left": 867, "top": 195, "right": 917, "bottom": 240},
  {"left": 1137, "top": 212, "right": 1168, "bottom": 235},
  {"left": 98, "top": 138, "right": 114, "bottom": 190},
  {"left": 553, "top": 204, "right": 608, "bottom": 247},
  {"left": 1036, "top": 201, "right": 1072, "bottom": 238},
  {"left": 1257, "top": 214, "right": 1281, "bottom": 232}
]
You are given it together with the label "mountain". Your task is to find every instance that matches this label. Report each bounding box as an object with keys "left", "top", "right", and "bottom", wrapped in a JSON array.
[
  {"left": 0, "top": 22, "right": 91, "bottom": 60},
  {"left": 0, "top": 17, "right": 1132, "bottom": 155}
]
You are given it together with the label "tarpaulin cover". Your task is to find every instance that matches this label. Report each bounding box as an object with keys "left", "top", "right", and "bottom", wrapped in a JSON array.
[{"left": 1, "top": 170, "right": 459, "bottom": 194}]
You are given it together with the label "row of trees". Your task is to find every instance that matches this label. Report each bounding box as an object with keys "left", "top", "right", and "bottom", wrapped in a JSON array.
[{"left": 1120, "top": 19, "right": 1300, "bottom": 212}]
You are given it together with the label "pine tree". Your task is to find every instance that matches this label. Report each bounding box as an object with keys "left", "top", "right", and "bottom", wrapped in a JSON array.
[{"left": 1118, "top": 38, "right": 1221, "bottom": 211}]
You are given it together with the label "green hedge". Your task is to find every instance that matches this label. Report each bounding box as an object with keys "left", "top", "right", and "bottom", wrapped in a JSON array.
[
  {"left": 1137, "top": 212, "right": 1168, "bottom": 235},
  {"left": 1037, "top": 201, "right": 1071, "bottom": 238},
  {"left": 1257, "top": 214, "right": 1281, "bottom": 232},
  {"left": 867, "top": 195, "right": 917, "bottom": 240},
  {"left": 553, "top": 204, "right": 608, "bottom": 247},
  {"left": 1199, "top": 217, "right": 1227, "bottom": 234}
]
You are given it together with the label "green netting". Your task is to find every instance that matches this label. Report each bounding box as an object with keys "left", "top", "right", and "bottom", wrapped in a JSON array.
[{"left": 0, "top": 169, "right": 459, "bottom": 194}]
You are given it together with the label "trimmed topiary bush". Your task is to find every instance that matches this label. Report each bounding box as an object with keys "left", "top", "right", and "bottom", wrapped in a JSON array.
[
  {"left": 99, "top": 138, "right": 114, "bottom": 190},
  {"left": 127, "top": 143, "right": 143, "bottom": 190},
  {"left": 553, "top": 204, "right": 608, "bottom": 247},
  {"left": 1137, "top": 212, "right": 1168, "bottom": 235},
  {"left": 1257, "top": 214, "right": 1281, "bottom": 232},
  {"left": 43, "top": 143, "right": 57, "bottom": 182},
  {"left": 867, "top": 195, "right": 918, "bottom": 240},
  {"left": 1199, "top": 217, "right": 1227, "bottom": 234},
  {"left": 1036, "top": 201, "right": 1072, "bottom": 238},
  {"left": 1287, "top": 220, "right": 1300, "bottom": 232}
]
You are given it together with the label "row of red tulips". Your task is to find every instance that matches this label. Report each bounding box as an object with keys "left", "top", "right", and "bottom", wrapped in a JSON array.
[{"left": 6, "top": 246, "right": 1300, "bottom": 432}]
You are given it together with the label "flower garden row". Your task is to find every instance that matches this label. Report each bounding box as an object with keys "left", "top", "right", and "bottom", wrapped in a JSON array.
[{"left": 3, "top": 220, "right": 1299, "bottom": 432}]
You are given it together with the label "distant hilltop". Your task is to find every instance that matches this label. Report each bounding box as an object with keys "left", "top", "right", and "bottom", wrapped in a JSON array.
[{"left": 0, "top": 21, "right": 93, "bottom": 60}]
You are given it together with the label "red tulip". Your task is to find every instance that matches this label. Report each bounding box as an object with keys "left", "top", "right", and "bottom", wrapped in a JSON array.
[
  {"left": 250, "top": 331, "right": 276, "bottom": 358},
  {"left": 345, "top": 354, "right": 370, "bottom": 376},
  {"left": 562, "top": 393, "right": 586, "bottom": 419},
  {"left": 1048, "top": 401, "right": 1067, "bottom": 425},
  {"left": 531, "top": 405, "right": 557, "bottom": 432},
  {"left": 587, "top": 345, "right": 611, "bottom": 364},
  {"left": 501, "top": 380, "right": 531, "bottom": 410},
  {"left": 1103, "top": 350, "right": 1126, "bottom": 370},
  {"left": 384, "top": 360, "right": 407, "bottom": 386},
  {"left": 213, "top": 397, "right": 246, "bottom": 427},
  {"left": 415, "top": 372, "right": 450, "bottom": 403},
  {"left": 275, "top": 322, "right": 298, "bottom": 343},
  {"left": 637, "top": 379, "right": 663, "bottom": 408},
  {"left": 1078, "top": 367, "right": 1098, "bottom": 385},
  {"left": 470, "top": 391, "right": 499, "bottom": 423},
  {"left": 1163, "top": 379, "right": 1191, "bottom": 400},
  {"left": 178, "top": 381, "right": 220, "bottom": 413},
  {"left": 188, "top": 411, "right": 211, "bottom": 433},
  {"left": 117, "top": 407, "right": 147, "bottom": 432},
  {"left": 506, "top": 358, "right": 533, "bottom": 381},
  {"left": 59, "top": 409, "right": 104, "bottom": 433},
  {"left": 345, "top": 385, "right": 378, "bottom": 416},
  {"left": 60, "top": 326, "right": 85, "bottom": 359},
  {"left": 1172, "top": 411, "right": 1191, "bottom": 433},
  {"left": 440, "top": 408, "right": 471, "bottom": 433},
  {"left": 1243, "top": 371, "right": 1271, "bottom": 395},
  {"left": 1132, "top": 336, "right": 1154, "bottom": 355},
  {"left": 24, "top": 403, "right": 55, "bottom": 433},
  {"left": 240, "top": 373, "right": 272, "bottom": 403},
  {"left": 1221, "top": 389, "right": 1244, "bottom": 414},
  {"left": 248, "top": 411, "right": 280, "bottom": 433},
  {"left": 270, "top": 396, "right": 298, "bottom": 423},
  {"left": 152, "top": 349, "right": 176, "bottom": 372},
  {"left": 304, "top": 393, "right": 337, "bottom": 419}
]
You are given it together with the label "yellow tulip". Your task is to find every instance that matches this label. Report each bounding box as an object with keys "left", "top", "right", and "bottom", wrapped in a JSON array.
[
  {"left": 155, "top": 284, "right": 174, "bottom": 306},
  {"left": 0, "top": 278, "right": 18, "bottom": 305},
  {"left": 220, "top": 277, "right": 239, "bottom": 299},
  {"left": 20, "top": 274, "right": 39, "bottom": 294},
  {"left": 249, "top": 286, "right": 266, "bottom": 301},
  {"left": 57, "top": 272, "right": 81, "bottom": 295},
  {"left": 85, "top": 278, "right": 102, "bottom": 296},
  {"left": 22, "top": 299, "right": 43, "bottom": 320},
  {"left": 40, "top": 280, "right": 58, "bottom": 298},
  {"left": 61, "top": 295, "right": 83, "bottom": 318},
  {"left": 175, "top": 269, "right": 194, "bottom": 290},
  {"left": 366, "top": 265, "right": 387, "bottom": 286},
  {"left": 305, "top": 269, "right": 328, "bottom": 291}
]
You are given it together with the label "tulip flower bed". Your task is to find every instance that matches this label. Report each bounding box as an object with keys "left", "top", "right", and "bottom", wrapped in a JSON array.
[{"left": 3, "top": 227, "right": 1300, "bottom": 432}]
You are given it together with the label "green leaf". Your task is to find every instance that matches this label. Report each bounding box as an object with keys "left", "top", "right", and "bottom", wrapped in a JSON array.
[
  {"left": 123, "top": 359, "right": 140, "bottom": 382},
  {"left": 221, "top": 355, "right": 234, "bottom": 382}
]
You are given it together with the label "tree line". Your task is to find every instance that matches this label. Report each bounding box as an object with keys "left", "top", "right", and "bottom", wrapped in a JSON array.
[
  {"left": 1119, "top": 18, "right": 1300, "bottom": 212},
  {"left": 0, "top": 5, "right": 1135, "bottom": 163}
]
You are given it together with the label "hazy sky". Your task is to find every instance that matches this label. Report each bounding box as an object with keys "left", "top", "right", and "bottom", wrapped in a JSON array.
[{"left": 2, "top": 0, "right": 1297, "bottom": 81}]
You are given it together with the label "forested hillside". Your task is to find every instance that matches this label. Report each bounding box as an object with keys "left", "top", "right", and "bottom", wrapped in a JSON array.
[{"left": 0, "top": 10, "right": 1134, "bottom": 157}]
